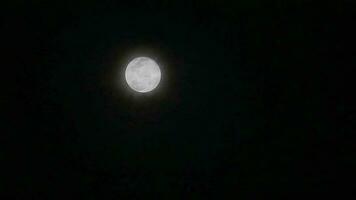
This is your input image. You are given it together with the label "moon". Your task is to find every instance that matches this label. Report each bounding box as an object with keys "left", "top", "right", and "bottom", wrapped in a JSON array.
[{"left": 125, "top": 57, "right": 161, "bottom": 93}]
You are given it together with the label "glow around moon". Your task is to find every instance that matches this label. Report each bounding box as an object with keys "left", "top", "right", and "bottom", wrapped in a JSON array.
[{"left": 125, "top": 57, "right": 161, "bottom": 93}]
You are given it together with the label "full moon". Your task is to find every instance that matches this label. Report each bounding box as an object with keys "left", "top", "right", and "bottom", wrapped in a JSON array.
[{"left": 125, "top": 57, "right": 161, "bottom": 93}]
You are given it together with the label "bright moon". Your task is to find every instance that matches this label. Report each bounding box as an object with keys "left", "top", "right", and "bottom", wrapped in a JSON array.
[{"left": 125, "top": 57, "right": 161, "bottom": 93}]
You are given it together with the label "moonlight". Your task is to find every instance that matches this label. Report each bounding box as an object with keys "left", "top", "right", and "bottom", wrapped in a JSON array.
[{"left": 125, "top": 57, "right": 161, "bottom": 93}]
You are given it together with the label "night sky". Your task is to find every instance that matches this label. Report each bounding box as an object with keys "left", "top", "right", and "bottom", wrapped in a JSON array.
[{"left": 3, "top": 0, "right": 353, "bottom": 198}]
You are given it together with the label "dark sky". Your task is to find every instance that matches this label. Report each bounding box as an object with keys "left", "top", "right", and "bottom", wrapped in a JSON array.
[{"left": 3, "top": 0, "right": 353, "bottom": 198}]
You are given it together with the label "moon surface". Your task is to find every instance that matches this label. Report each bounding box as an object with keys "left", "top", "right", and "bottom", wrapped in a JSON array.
[{"left": 125, "top": 57, "right": 161, "bottom": 93}]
